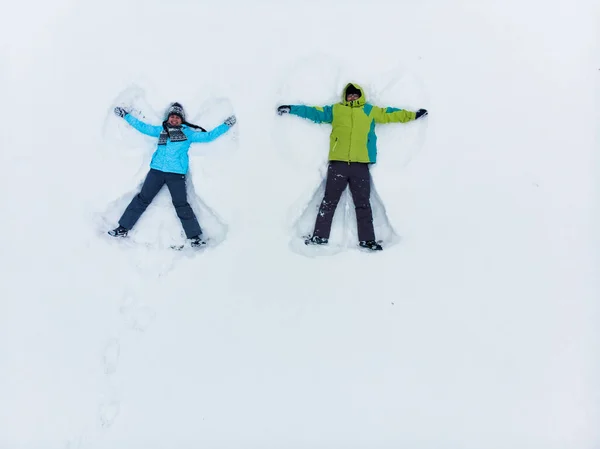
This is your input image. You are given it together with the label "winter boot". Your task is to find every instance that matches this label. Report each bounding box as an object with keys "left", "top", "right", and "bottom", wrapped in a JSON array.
[
  {"left": 305, "top": 235, "right": 329, "bottom": 246},
  {"left": 189, "top": 235, "right": 207, "bottom": 248},
  {"left": 108, "top": 225, "right": 128, "bottom": 237},
  {"left": 359, "top": 240, "right": 383, "bottom": 251}
]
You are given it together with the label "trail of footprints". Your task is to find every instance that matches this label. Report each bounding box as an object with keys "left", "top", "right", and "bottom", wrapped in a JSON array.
[{"left": 98, "top": 293, "right": 156, "bottom": 431}]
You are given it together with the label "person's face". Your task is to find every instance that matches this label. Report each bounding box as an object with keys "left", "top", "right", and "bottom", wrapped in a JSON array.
[
  {"left": 168, "top": 114, "right": 182, "bottom": 126},
  {"left": 346, "top": 93, "right": 360, "bottom": 102}
]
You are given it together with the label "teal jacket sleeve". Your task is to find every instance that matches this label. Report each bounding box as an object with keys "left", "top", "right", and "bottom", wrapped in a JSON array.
[
  {"left": 186, "top": 123, "right": 230, "bottom": 143},
  {"left": 124, "top": 114, "right": 162, "bottom": 137},
  {"left": 289, "top": 105, "right": 333, "bottom": 124}
]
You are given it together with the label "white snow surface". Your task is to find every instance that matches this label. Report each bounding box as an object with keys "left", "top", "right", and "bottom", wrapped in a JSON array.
[{"left": 1, "top": 1, "right": 599, "bottom": 448}]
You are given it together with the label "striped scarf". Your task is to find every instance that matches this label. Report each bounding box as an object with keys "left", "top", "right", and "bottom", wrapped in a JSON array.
[{"left": 158, "top": 122, "right": 187, "bottom": 146}]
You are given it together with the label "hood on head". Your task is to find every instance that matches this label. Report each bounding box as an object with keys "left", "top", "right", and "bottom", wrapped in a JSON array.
[{"left": 342, "top": 83, "right": 366, "bottom": 107}]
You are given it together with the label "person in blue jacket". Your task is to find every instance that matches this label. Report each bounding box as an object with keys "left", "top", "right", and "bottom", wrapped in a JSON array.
[{"left": 108, "top": 102, "right": 236, "bottom": 247}]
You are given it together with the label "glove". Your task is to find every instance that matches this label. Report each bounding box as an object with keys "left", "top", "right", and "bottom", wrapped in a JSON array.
[
  {"left": 114, "top": 106, "right": 128, "bottom": 118},
  {"left": 277, "top": 105, "right": 291, "bottom": 115},
  {"left": 415, "top": 109, "right": 428, "bottom": 119},
  {"left": 224, "top": 115, "right": 236, "bottom": 127}
]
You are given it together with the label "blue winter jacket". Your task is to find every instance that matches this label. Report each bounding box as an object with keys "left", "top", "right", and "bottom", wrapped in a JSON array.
[{"left": 124, "top": 114, "right": 230, "bottom": 174}]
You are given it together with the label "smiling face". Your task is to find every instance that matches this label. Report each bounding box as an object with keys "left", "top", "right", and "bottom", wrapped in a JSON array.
[{"left": 168, "top": 114, "right": 182, "bottom": 126}]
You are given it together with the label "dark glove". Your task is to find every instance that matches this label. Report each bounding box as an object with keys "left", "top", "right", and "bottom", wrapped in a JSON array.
[
  {"left": 415, "top": 109, "right": 428, "bottom": 119},
  {"left": 277, "top": 105, "right": 291, "bottom": 115},
  {"left": 114, "top": 106, "right": 128, "bottom": 118},
  {"left": 224, "top": 115, "right": 236, "bottom": 127}
]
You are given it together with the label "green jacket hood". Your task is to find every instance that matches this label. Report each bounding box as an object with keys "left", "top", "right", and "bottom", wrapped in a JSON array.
[{"left": 342, "top": 83, "right": 366, "bottom": 107}]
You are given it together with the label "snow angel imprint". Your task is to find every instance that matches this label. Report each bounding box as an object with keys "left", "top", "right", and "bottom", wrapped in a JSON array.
[
  {"left": 108, "top": 102, "right": 236, "bottom": 248},
  {"left": 277, "top": 83, "right": 428, "bottom": 251}
]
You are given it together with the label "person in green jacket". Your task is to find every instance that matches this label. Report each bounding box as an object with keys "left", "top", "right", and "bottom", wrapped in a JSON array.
[{"left": 277, "top": 83, "right": 427, "bottom": 251}]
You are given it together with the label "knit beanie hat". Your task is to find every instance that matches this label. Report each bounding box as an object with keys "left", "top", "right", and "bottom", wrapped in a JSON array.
[{"left": 166, "top": 102, "right": 186, "bottom": 120}]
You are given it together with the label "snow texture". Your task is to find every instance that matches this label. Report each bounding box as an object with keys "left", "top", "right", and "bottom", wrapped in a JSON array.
[{"left": 1, "top": 1, "right": 599, "bottom": 449}]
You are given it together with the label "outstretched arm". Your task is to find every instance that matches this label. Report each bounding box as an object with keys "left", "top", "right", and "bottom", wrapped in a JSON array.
[
  {"left": 187, "top": 116, "right": 236, "bottom": 143},
  {"left": 277, "top": 105, "right": 333, "bottom": 124},
  {"left": 369, "top": 106, "right": 417, "bottom": 124},
  {"left": 124, "top": 114, "right": 162, "bottom": 137},
  {"left": 114, "top": 107, "right": 162, "bottom": 137}
]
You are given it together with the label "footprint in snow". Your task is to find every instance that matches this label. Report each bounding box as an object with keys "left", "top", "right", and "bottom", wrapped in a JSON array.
[
  {"left": 64, "top": 436, "right": 84, "bottom": 449},
  {"left": 98, "top": 401, "right": 120, "bottom": 428},
  {"left": 103, "top": 338, "right": 120, "bottom": 375}
]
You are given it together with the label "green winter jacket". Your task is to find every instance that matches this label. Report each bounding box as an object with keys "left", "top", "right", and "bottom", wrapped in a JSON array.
[{"left": 288, "top": 83, "right": 416, "bottom": 163}]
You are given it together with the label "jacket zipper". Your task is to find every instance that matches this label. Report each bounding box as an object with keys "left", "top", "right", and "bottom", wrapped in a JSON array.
[{"left": 348, "top": 106, "right": 354, "bottom": 164}]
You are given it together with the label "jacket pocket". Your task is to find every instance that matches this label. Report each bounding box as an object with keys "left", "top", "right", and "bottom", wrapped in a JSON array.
[{"left": 331, "top": 137, "right": 339, "bottom": 152}]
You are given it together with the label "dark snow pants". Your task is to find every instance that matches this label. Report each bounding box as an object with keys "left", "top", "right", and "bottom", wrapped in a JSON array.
[
  {"left": 119, "top": 169, "right": 202, "bottom": 238},
  {"left": 313, "top": 161, "right": 375, "bottom": 242}
]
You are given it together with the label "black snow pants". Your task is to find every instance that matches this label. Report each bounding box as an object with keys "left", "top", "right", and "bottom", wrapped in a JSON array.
[
  {"left": 119, "top": 169, "right": 202, "bottom": 238},
  {"left": 313, "top": 161, "right": 375, "bottom": 242}
]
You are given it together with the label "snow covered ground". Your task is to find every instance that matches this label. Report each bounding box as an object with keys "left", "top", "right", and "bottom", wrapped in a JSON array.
[{"left": 1, "top": 1, "right": 599, "bottom": 448}]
